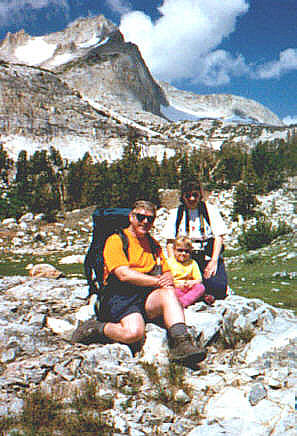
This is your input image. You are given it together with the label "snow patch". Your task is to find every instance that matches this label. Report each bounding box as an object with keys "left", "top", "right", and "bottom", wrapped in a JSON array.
[
  {"left": 48, "top": 52, "right": 74, "bottom": 67},
  {"left": 79, "top": 35, "right": 110, "bottom": 49},
  {"left": 97, "top": 36, "right": 110, "bottom": 47},
  {"left": 161, "top": 103, "right": 223, "bottom": 122},
  {"left": 79, "top": 34, "right": 100, "bottom": 48},
  {"left": 14, "top": 37, "right": 56, "bottom": 66},
  {"left": 161, "top": 104, "right": 202, "bottom": 121}
]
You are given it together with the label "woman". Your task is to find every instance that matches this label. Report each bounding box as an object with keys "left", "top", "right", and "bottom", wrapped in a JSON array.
[{"left": 162, "top": 180, "right": 228, "bottom": 300}]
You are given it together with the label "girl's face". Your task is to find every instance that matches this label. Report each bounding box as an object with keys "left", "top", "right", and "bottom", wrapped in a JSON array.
[
  {"left": 174, "top": 244, "right": 191, "bottom": 263},
  {"left": 183, "top": 190, "right": 200, "bottom": 209}
]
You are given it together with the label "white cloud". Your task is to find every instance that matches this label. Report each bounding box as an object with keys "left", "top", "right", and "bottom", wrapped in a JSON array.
[
  {"left": 198, "top": 50, "right": 249, "bottom": 86},
  {"left": 119, "top": 0, "right": 249, "bottom": 84},
  {"left": 105, "top": 0, "right": 131, "bottom": 15},
  {"left": 256, "top": 48, "right": 297, "bottom": 79},
  {"left": 0, "top": 1, "right": 69, "bottom": 25},
  {"left": 283, "top": 115, "right": 297, "bottom": 126}
]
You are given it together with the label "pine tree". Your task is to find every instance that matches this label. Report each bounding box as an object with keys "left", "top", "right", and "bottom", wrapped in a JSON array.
[
  {"left": 251, "top": 140, "right": 285, "bottom": 193},
  {"left": 0, "top": 144, "right": 13, "bottom": 185},
  {"left": 232, "top": 155, "right": 259, "bottom": 219}
]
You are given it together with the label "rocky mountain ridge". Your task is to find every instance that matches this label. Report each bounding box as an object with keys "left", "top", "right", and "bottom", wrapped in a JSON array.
[{"left": 0, "top": 15, "right": 294, "bottom": 163}]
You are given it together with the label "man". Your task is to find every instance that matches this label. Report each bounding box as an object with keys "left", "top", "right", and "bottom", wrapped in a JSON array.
[{"left": 72, "top": 200, "right": 206, "bottom": 365}]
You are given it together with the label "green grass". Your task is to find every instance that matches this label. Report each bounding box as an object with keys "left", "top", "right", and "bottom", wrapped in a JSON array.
[
  {"left": 0, "top": 252, "right": 85, "bottom": 278},
  {"left": 1, "top": 234, "right": 296, "bottom": 313},
  {"left": 226, "top": 243, "right": 297, "bottom": 313}
]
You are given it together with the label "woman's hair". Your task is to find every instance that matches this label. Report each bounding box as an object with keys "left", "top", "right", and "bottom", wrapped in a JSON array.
[
  {"left": 132, "top": 200, "right": 157, "bottom": 215},
  {"left": 180, "top": 179, "right": 205, "bottom": 201},
  {"left": 173, "top": 236, "right": 193, "bottom": 251}
]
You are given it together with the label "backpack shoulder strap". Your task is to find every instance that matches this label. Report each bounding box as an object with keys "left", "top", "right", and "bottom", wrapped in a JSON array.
[
  {"left": 115, "top": 229, "right": 159, "bottom": 263},
  {"left": 201, "top": 201, "right": 210, "bottom": 226},
  {"left": 114, "top": 228, "right": 129, "bottom": 259},
  {"left": 175, "top": 204, "right": 189, "bottom": 236},
  {"left": 147, "top": 233, "right": 160, "bottom": 260},
  {"left": 198, "top": 201, "right": 211, "bottom": 237}
]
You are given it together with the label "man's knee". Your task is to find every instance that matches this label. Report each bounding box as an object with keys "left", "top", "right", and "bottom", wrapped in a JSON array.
[
  {"left": 121, "top": 324, "right": 145, "bottom": 344},
  {"left": 162, "top": 286, "right": 179, "bottom": 299}
]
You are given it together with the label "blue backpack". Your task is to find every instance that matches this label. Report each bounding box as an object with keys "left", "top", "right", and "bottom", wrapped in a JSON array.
[{"left": 84, "top": 208, "right": 131, "bottom": 299}]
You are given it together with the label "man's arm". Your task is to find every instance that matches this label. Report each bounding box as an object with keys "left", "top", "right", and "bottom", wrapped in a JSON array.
[{"left": 114, "top": 266, "right": 174, "bottom": 288}]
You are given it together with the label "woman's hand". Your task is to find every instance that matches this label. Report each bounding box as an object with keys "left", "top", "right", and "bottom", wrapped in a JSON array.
[
  {"left": 204, "top": 236, "right": 223, "bottom": 279},
  {"left": 204, "top": 259, "right": 218, "bottom": 279}
]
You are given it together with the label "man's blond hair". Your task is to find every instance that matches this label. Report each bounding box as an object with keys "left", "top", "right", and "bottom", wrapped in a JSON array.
[{"left": 132, "top": 200, "right": 157, "bottom": 215}]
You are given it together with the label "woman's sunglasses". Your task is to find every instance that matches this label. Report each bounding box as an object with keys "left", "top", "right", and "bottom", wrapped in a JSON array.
[
  {"left": 134, "top": 213, "right": 155, "bottom": 224},
  {"left": 184, "top": 191, "right": 200, "bottom": 200}
]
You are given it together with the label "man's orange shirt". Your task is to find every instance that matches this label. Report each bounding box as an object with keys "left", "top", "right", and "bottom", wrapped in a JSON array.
[{"left": 103, "top": 228, "right": 169, "bottom": 280}]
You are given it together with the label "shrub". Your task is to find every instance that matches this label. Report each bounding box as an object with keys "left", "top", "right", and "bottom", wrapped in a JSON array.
[
  {"left": 217, "top": 315, "right": 255, "bottom": 350},
  {"left": 238, "top": 217, "right": 292, "bottom": 250}
]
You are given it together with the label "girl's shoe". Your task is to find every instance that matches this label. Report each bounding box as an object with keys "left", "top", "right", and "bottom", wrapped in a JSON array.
[{"left": 203, "top": 294, "right": 215, "bottom": 305}]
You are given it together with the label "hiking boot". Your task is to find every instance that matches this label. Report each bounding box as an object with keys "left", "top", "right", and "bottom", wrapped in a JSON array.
[
  {"left": 71, "top": 319, "right": 107, "bottom": 345},
  {"left": 169, "top": 333, "right": 207, "bottom": 366}
]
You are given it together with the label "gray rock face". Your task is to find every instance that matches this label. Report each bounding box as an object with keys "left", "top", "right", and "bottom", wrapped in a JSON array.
[
  {"left": 0, "top": 60, "right": 173, "bottom": 162},
  {"left": 0, "top": 15, "right": 282, "bottom": 127},
  {"left": 0, "top": 15, "right": 168, "bottom": 120}
]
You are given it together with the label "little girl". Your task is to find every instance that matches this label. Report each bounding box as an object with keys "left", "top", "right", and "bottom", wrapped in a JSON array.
[{"left": 167, "top": 236, "right": 214, "bottom": 308}]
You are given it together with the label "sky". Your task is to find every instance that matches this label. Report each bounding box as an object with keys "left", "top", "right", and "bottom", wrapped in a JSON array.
[{"left": 0, "top": 0, "right": 296, "bottom": 124}]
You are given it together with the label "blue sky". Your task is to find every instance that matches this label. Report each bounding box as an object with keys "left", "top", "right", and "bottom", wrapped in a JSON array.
[{"left": 0, "top": 0, "right": 296, "bottom": 124}]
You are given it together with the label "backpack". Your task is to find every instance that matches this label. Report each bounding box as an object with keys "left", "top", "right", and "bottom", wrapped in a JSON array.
[
  {"left": 84, "top": 207, "right": 131, "bottom": 299},
  {"left": 84, "top": 207, "right": 161, "bottom": 300}
]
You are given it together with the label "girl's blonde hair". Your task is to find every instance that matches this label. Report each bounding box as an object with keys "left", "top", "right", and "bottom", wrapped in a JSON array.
[{"left": 173, "top": 236, "right": 193, "bottom": 251}]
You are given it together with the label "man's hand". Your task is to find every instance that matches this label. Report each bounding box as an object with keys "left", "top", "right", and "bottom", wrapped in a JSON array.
[{"left": 158, "top": 271, "right": 174, "bottom": 288}]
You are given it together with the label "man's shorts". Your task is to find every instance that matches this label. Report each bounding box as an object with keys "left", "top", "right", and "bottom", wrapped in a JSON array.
[{"left": 99, "top": 278, "right": 156, "bottom": 323}]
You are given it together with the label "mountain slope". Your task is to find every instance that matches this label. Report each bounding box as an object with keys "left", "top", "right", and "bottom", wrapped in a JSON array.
[
  {"left": 0, "top": 61, "right": 177, "bottom": 162},
  {"left": 0, "top": 14, "right": 282, "bottom": 126},
  {"left": 0, "top": 15, "right": 168, "bottom": 122},
  {"left": 0, "top": 14, "right": 292, "bottom": 163},
  {"left": 160, "top": 81, "right": 282, "bottom": 125}
]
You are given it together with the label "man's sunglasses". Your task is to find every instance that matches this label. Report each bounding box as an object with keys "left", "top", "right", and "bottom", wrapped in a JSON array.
[
  {"left": 184, "top": 191, "right": 200, "bottom": 200},
  {"left": 176, "top": 248, "right": 191, "bottom": 253},
  {"left": 134, "top": 213, "right": 155, "bottom": 224}
]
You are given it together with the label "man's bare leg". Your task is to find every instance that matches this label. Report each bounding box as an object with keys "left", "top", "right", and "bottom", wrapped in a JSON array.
[
  {"left": 145, "top": 286, "right": 207, "bottom": 366},
  {"left": 104, "top": 312, "right": 145, "bottom": 344},
  {"left": 145, "top": 286, "right": 185, "bottom": 328}
]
